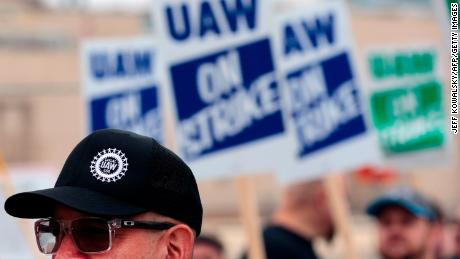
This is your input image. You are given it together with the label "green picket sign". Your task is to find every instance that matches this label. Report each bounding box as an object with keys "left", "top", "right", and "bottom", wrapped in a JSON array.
[{"left": 370, "top": 80, "right": 445, "bottom": 155}]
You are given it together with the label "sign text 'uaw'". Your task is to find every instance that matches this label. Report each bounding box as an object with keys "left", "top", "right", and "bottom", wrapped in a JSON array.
[{"left": 161, "top": 0, "right": 259, "bottom": 43}]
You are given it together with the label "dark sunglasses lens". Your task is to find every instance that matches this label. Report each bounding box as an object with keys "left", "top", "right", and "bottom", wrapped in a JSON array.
[
  {"left": 35, "top": 219, "right": 61, "bottom": 254},
  {"left": 71, "top": 218, "right": 111, "bottom": 253}
]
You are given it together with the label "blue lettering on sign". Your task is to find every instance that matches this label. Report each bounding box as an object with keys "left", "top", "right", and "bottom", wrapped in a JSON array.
[
  {"left": 221, "top": 0, "right": 257, "bottom": 32},
  {"left": 283, "top": 13, "right": 335, "bottom": 56},
  {"left": 90, "top": 51, "right": 152, "bottom": 80},
  {"left": 170, "top": 39, "right": 284, "bottom": 160},
  {"left": 165, "top": 0, "right": 257, "bottom": 41},
  {"left": 199, "top": 2, "right": 221, "bottom": 37},
  {"left": 90, "top": 86, "right": 163, "bottom": 142},
  {"left": 286, "top": 52, "right": 366, "bottom": 157}
]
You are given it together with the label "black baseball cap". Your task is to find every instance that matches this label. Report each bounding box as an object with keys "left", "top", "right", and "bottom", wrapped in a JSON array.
[
  {"left": 366, "top": 186, "right": 435, "bottom": 221},
  {"left": 4, "top": 129, "right": 203, "bottom": 235}
]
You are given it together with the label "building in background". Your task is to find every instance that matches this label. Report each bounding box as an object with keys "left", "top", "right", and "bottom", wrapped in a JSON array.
[{"left": 0, "top": 1, "right": 457, "bottom": 259}]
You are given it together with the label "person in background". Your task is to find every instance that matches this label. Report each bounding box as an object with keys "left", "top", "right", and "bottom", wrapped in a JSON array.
[
  {"left": 193, "top": 235, "right": 225, "bottom": 259},
  {"left": 367, "top": 186, "right": 438, "bottom": 259},
  {"left": 452, "top": 206, "right": 460, "bottom": 259},
  {"left": 431, "top": 201, "right": 448, "bottom": 259},
  {"left": 242, "top": 179, "right": 335, "bottom": 259},
  {"left": 427, "top": 201, "right": 447, "bottom": 259}
]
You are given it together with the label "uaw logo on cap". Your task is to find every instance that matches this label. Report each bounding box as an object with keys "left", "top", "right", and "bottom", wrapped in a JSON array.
[{"left": 90, "top": 148, "right": 128, "bottom": 182}]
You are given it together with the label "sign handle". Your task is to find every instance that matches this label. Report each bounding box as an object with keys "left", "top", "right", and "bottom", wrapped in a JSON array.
[
  {"left": 325, "top": 174, "right": 357, "bottom": 259},
  {"left": 235, "top": 176, "right": 266, "bottom": 259},
  {"left": 160, "top": 77, "right": 178, "bottom": 151},
  {"left": 0, "top": 155, "right": 42, "bottom": 259}
]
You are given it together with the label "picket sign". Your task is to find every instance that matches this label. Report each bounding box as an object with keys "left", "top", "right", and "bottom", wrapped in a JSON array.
[
  {"left": 81, "top": 37, "right": 165, "bottom": 142},
  {"left": 271, "top": 0, "right": 381, "bottom": 181},
  {"left": 152, "top": 0, "right": 294, "bottom": 180},
  {"left": 0, "top": 155, "right": 42, "bottom": 259},
  {"left": 363, "top": 45, "right": 452, "bottom": 169}
]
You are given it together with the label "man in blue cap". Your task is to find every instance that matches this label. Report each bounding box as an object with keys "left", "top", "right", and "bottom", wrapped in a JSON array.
[{"left": 367, "top": 186, "right": 437, "bottom": 259}]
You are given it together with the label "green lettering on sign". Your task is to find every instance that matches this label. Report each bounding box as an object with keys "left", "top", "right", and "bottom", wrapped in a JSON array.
[
  {"left": 368, "top": 51, "right": 435, "bottom": 80},
  {"left": 370, "top": 80, "right": 445, "bottom": 155}
]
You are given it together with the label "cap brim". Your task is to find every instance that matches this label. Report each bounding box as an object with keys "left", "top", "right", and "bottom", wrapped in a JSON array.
[
  {"left": 366, "top": 198, "right": 430, "bottom": 219},
  {"left": 4, "top": 186, "right": 147, "bottom": 218}
]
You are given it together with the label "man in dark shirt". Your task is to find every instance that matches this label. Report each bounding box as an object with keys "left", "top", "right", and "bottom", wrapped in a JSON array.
[
  {"left": 257, "top": 224, "right": 318, "bottom": 259},
  {"left": 242, "top": 180, "right": 334, "bottom": 259}
]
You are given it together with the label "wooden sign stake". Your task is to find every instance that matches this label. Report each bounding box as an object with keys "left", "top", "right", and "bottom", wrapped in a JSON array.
[
  {"left": 325, "top": 173, "right": 357, "bottom": 259},
  {"left": 235, "top": 175, "right": 267, "bottom": 259},
  {"left": 0, "top": 154, "right": 43, "bottom": 259}
]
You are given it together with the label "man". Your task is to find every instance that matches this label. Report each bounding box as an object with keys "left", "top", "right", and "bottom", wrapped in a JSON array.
[
  {"left": 427, "top": 201, "right": 446, "bottom": 259},
  {"left": 367, "top": 186, "right": 437, "bottom": 259},
  {"left": 242, "top": 179, "right": 335, "bottom": 259},
  {"left": 193, "top": 235, "right": 225, "bottom": 259},
  {"left": 4, "top": 129, "right": 203, "bottom": 259}
]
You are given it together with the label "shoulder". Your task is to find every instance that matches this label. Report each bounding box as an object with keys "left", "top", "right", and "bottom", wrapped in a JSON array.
[
  {"left": 263, "top": 225, "right": 309, "bottom": 244},
  {"left": 262, "top": 225, "right": 316, "bottom": 259},
  {"left": 263, "top": 225, "right": 289, "bottom": 241}
]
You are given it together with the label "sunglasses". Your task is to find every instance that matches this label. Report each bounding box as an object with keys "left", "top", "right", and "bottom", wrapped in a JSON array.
[{"left": 34, "top": 217, "right": 175, "bottom": 254}]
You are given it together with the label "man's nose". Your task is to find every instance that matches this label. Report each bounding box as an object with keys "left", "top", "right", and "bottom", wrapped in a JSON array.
[
  {"left": 387, "top": 222, "right": 404, "bottom": 234},
  {"left": 52, "top": 235, "right": 88, "bottom": 259}
]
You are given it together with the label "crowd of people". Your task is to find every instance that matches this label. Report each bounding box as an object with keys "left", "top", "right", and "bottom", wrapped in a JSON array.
[
  {"left": 238, "top": 181, "right": 460, "bottom": 259},
  {"left": 2, "top": 129, "right": 459, "bottom": 259}
]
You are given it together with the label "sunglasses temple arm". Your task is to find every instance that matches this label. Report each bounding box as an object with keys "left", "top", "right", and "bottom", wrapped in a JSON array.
[{"left": 119, "top": 220, "right": 175, "bottom": 230}]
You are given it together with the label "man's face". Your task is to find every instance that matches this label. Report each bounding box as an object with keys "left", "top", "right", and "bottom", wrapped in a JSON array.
[
  {"left": 50, "top": 206, "right": 169, "bottom": 259},
  {"left": 377, "top": 205, "right": 432, "bottom": 259}
]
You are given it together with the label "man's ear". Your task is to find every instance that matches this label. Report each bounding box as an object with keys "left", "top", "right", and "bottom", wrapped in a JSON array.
[{"left": 165, "top": 224, "right": 195, "bottom": 259}]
